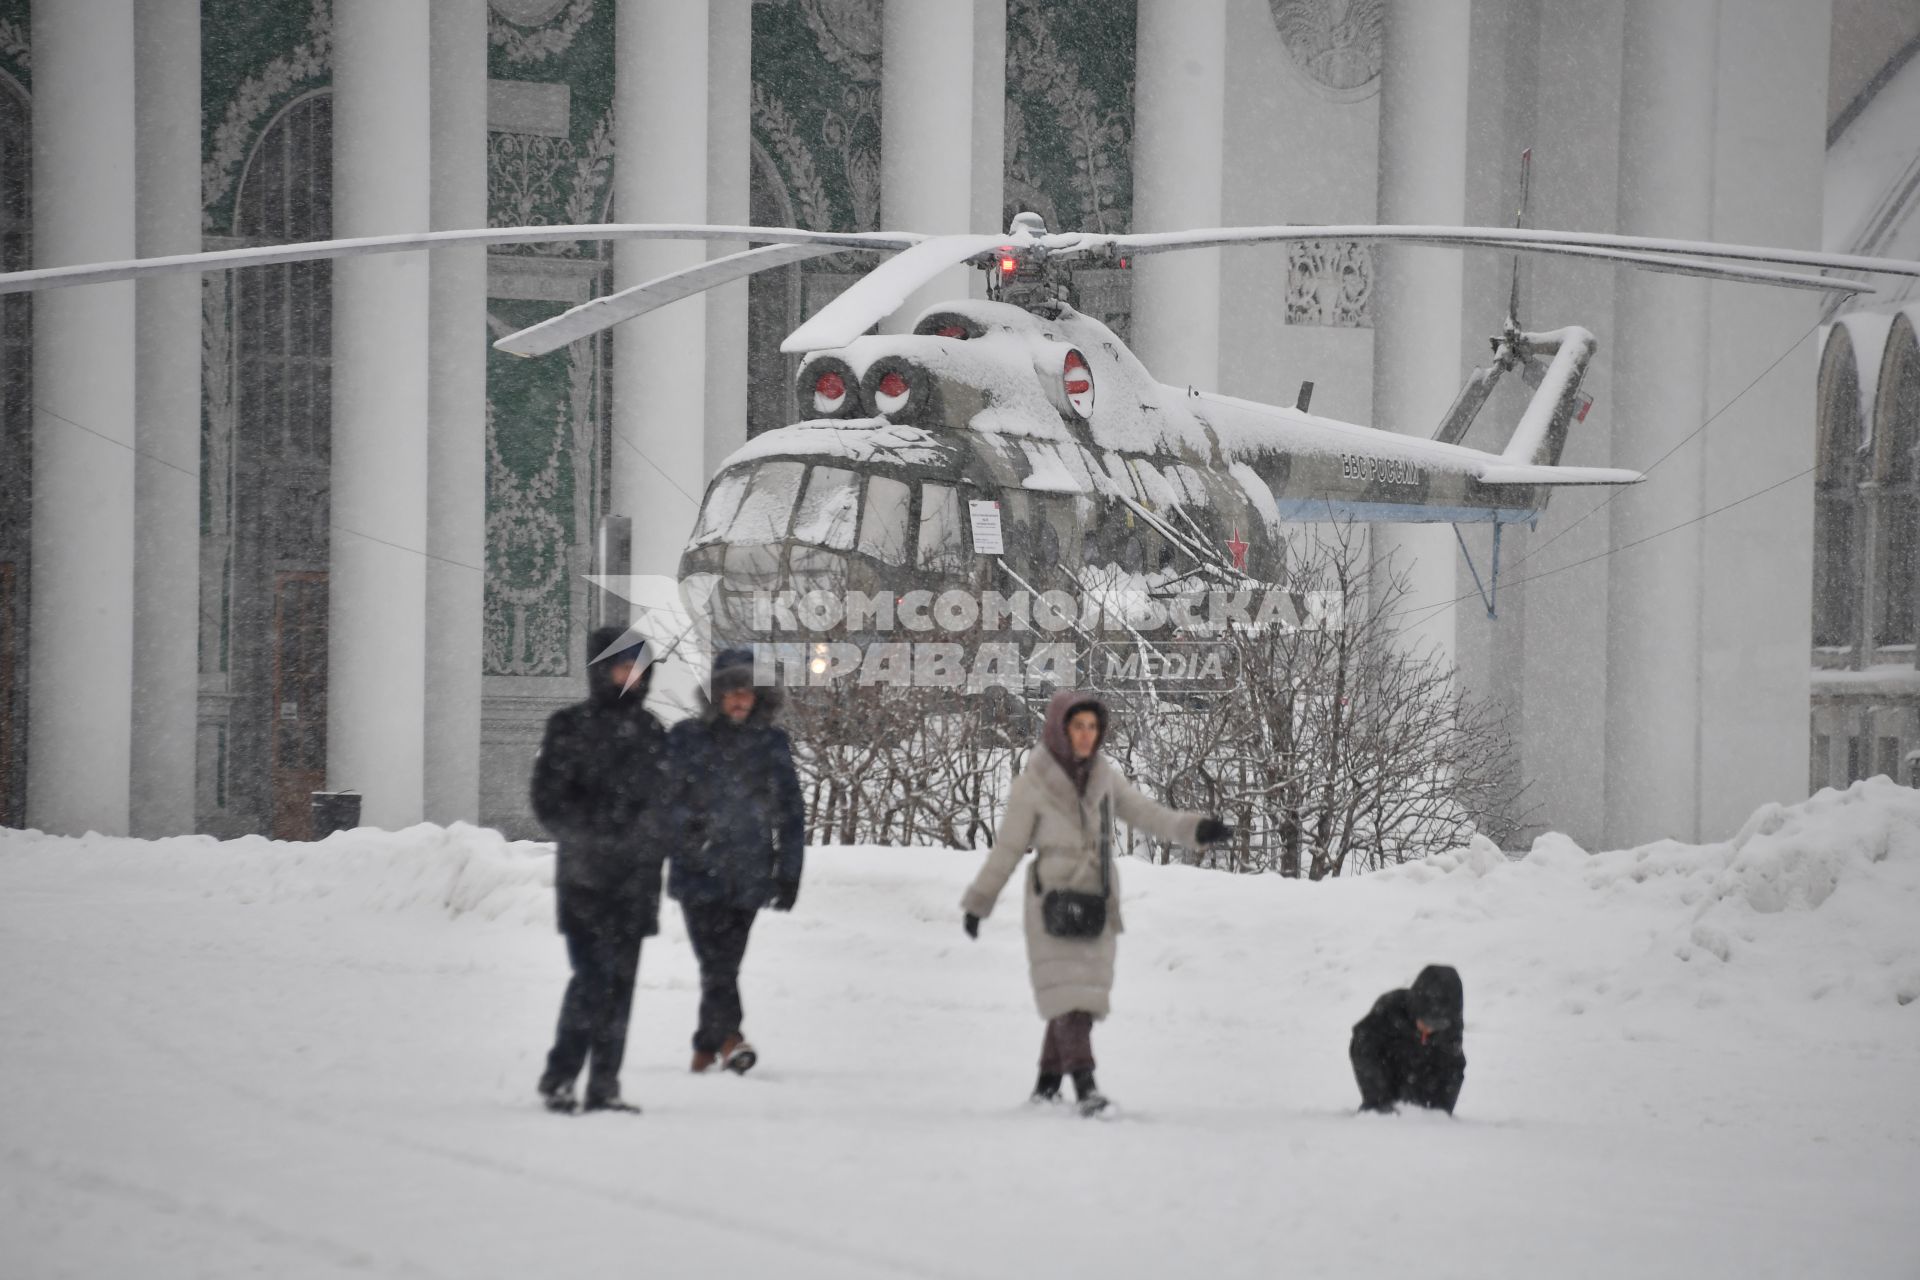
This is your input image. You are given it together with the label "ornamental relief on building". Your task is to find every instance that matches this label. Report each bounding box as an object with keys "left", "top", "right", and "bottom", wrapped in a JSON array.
[
  {"left": 489, "top": 0, "right": 594, "bottom": 66},
  {"left": 1286, "top": 238, "right": 1374, "bottom": 328},
  {"left": 1269, "top": 0, "right": 1384, "bottom": 103}
]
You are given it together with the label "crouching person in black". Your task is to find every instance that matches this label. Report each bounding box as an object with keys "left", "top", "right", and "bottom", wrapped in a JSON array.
[
  {"left": 667, "top": 647, "right": 806, "bottom": 1075},
  {"left": 530, "top": 625, "right": 671, "bottom": 1114},
  {"left": 1350, "top": 964, "right": 1466, "bottom": 1115}
]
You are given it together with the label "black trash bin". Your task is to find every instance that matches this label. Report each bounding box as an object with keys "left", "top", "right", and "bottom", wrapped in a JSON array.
[{"left": 310, "top": 790, "right": 362, "bottom": 839}]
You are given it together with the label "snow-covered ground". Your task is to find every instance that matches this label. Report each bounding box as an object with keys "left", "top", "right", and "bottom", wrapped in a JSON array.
[{"left": 3, "top": 780, "right": 1918, "bottom": 1279}]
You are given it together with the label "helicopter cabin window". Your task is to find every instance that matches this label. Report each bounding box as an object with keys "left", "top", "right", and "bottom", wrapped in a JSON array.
[
  {"left": 690, "top": 469, "right": 752, "bottom": 547},
  {"left": 858, "top": 474, "right": 911, "bottom": 565},
  {"left": 791, "top": 465, "right": 861, "bottom": 550},
  {"left": 917, "top": 483, "right": 967, "bottom": 572},
  {"left": 725, "top": 461, "right": 805, "bottom": 546}
]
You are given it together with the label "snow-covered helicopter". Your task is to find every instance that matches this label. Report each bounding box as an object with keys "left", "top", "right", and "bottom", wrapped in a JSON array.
[
  {"left": 476, "top": 174, "right": 1911, "bottom": 652},
  {"left": 5, "top": 186, "right": 1916, "bottom": 667}
]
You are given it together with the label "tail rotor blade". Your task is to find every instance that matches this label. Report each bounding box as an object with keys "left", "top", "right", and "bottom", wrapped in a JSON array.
[{"left": 1507, "top": 147, "right": 1532, "bottom": 327}]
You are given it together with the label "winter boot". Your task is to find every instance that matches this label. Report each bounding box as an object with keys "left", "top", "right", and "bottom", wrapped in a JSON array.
[
  {"left": 691, "top": 1049, "right": 720, "bottom": 1073},
  {"left": 720, "top": 1033, "right": 758, "bottom": 1075},
  {"left": 1071, "top": 1069, "right": 1109, "bottom": 1117},
  {"left": 1030, "top": 1071, "right": 1064, "bottom": 1105},
  {"left": 582, "top": 1092, "right": 642, "bottom": 1115},
  {"left": 539, "top": 1079, "right": 578, "bottom": 1115}
]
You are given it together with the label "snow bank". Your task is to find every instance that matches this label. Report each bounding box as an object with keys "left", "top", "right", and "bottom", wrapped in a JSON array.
[
  {"left": 1383, "top": 777, "right": 1920, "bottom": 1009},
  {"left": 3, "top": 782, "right": 1918, "bottom": 1278},
  {"left": 0, "top": 820, "right": 556, "bottom": 927}
]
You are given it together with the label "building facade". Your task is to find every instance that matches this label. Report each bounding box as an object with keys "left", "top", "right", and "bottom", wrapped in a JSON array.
[{"left": 0, "top": 0, "right": 1884, "bottom": 849}]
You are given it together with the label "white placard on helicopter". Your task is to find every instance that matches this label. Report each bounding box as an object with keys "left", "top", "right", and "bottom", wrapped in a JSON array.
[{"left": 968, "top": 500, "right": 1005, "bottom": 555}]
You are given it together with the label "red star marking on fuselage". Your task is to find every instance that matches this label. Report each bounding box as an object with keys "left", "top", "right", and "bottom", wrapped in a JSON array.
[{"left": 1226, "top": 527, "right": 1249, "bottom": 571}]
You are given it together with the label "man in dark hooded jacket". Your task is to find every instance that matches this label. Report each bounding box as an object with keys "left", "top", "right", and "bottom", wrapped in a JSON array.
[
  {"left": 529, "top": 624, "right": 671, "bottom": 1114},
  {"left": 666, "top": 647, "right": 806, "bottom": 1074},
  {"left": 1349, "top": 964, "right": 1466, "bottom": 1114}
]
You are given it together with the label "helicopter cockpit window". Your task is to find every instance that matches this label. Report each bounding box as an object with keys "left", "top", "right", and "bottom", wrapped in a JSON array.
[
  {"left": 791, "top": 465, "right": 861, "bottom": 550},
  {"left": 725, "top": 461, "right": 805, "bottom": 546},
  {"left": 690, "top": 468, "right": 752, "bottom": 547},
  {"left": 917, "top": 483, "right": 967, "bottom": 573},
  {"left": 857, "top": 474, "right": 911, "bottom": 565}
]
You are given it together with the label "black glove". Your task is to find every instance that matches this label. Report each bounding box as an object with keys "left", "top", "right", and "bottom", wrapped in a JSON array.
[
  {"left": 770, "top": 879, "right": 799, "bottom": 912},
  {"left": 963, "top": 912, "right": 980, "bottom": 939},
  {"left": 1195, "top": 817, "right": 1233, "bottom": 845}
]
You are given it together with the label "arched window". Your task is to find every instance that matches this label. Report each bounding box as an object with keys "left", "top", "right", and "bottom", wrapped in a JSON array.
[
  {"left": 1814, "top": 325, "right": 1867, "bottom": 650},
  {"left": 1873, "top": 313, "right": 1920, "bottom": 651},
  {"left": 227, "top": 91, "right": 334, "bottom": 839}
]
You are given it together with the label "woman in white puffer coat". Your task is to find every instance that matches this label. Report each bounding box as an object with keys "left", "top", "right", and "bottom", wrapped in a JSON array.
[{"left": 961, "top": 689, "right": 1230, "bottom": 1114}]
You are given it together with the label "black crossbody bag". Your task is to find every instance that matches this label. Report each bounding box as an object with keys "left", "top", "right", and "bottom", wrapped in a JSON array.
[{"left": 1034, "top": 794, "right": 1113, "bottom": 939}]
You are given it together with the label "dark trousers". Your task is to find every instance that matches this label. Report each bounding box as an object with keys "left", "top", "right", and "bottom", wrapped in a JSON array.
[
  {"left": 682, "top": 902, "right": 758, "bottom": 1054},
  {"left": 1038, "top": 1012, "right": 1096, "bottom": 1074},
  {"left": 1349, "top": 1027, "right": 1465, "bottom": 1113},
  {"left": 542, "top": 889, "right": 644, "bottom": 1104}
]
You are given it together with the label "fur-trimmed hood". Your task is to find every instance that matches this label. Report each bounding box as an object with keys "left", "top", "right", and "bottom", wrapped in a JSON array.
[{"left": 699, "top": 646, "right": 786, "bottom": 726}]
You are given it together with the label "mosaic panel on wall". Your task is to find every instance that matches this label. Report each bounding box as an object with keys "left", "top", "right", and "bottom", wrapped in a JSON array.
[
  {"left": 0, "top": 0, "right": 25, "bottom": 830},
  {"left": 485, "top": 0, "right": 615, "bottom": 677},
  {"left": 484, "top": 301, "right": 597, "bottom": 677},
  {"left": 1004, "top": 0, "right": 1135, "bottom": 237},
  {"left": 0, "top": 0, "right": 27, "bottom": 93},
  {"left": 756, "top": 0, "right": 882, "bottom": 237}
]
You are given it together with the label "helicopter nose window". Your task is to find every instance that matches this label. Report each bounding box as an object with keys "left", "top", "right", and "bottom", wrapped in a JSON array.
[
  {"left": 917, "top": 483, "right": 967, "bottom": 573},
  {"left": 722, "top": 460, "right": 805, "bottom": 545},
  {"left": 857, "top": 474, "right": 911, "bottom": 565},
  {"left": 689, "top": 468, "right": 752, "bottom": 547},
  {"left": 791, "top": 465, "right": 861, "bottom": 550}
]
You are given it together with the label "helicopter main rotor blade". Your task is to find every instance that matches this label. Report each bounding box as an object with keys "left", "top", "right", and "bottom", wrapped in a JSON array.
[
  {"left": 1093, "top": 223, "right": 1915, "bottom": 286},
  {"left": 1483, "top": 242, "right": 1874, "bottom": 294},
  {"left": 780, "top": 233, "right": 1007, "bottom": 353},
  {"left": 0, "top": 223, "right": 920, "bottom": 295},
  {"left": 494, "top": 242, "right": 871, "bottom": 358}
]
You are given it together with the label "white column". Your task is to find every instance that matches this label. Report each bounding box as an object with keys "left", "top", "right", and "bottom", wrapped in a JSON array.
[
  {"left": 881, "top": 0, "right": 976, "bottom": 327},
  {"left": 1130, "top": 0, "right": 1225, "bottom": 391},
  {"left": 424, "top": 0, "right": 488, "bottom": 826},
  {"left": 705, "top": 0, "right": 752, "bottom": 477},
  {"left": 130, "top": 0, "right": 201, "bottom": 837},
  {"left": 614, "top": 0, "right": 709, "bottom": 577},
  {"left": 27, "top": 0, "right": 137, "bottom": 836},
  {"left": 1515, "top": 0, "right": 1625, "bottom": 853},
  {"left": 971, "top": 0, "right": 1008, "bottom": 296},
  {"left": 329, "top": 0, "right": 431, "bottom": 829},
  {"left": 1695, "top": 0, "right": 1826, "bottom": 833},
  {"left": 1604, "top": 0, "right": 1715, "bottom": 847},
  {"left": 1371, "top": 0, "right": 1471, "bottom": 667}
]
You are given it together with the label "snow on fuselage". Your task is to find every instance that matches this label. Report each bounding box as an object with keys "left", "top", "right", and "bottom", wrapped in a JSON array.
[{"left": 677, "top": 299, "right": 1542, "bottom": 638}]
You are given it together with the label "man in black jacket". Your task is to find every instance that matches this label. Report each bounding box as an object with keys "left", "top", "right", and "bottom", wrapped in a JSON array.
[
  {"left": 529, "top": 625, "right": 671, "bottom": 1114},
  {"left": 667, "top": 647, "right": 806, "bottom": 1074},
  {"left": 1349, "top": 964, "right": 1466, "bottom": 1115}
]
